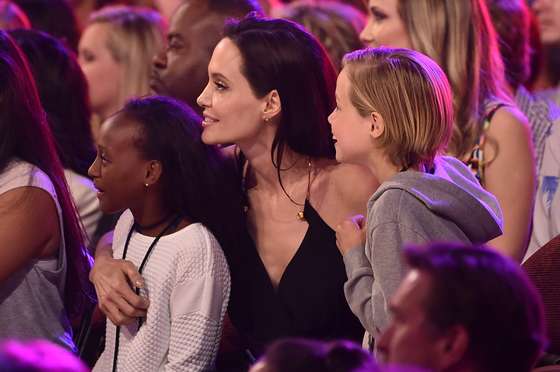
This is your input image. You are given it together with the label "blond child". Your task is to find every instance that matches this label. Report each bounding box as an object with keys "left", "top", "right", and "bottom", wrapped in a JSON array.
[{"left": 329, "top": 48, "right": 504, "bottom": 344}]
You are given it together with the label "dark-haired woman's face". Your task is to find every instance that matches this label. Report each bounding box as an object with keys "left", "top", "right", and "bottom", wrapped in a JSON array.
[
  {"left": 88, "top": 115, "right": 150, "bottom": 214},
  {"left": 196, "top": 38, "right": 271, "bottom": 147}
]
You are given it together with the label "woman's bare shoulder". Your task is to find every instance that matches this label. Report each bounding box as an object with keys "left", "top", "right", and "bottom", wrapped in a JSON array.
[
  {"left": 324, "top": 161, "right": 378, "bottom": 189},
  {"left": 314, "top": 159, "right": 379, "bottom": 211},
  {"left": 487, "top": 105, "right": 530, "bottom": 143}
]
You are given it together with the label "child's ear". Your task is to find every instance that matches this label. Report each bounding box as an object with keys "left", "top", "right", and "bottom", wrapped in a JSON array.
[
  {"left": 262, "top": 89, "right": 281, "bottom": 122},
  {"left": 369, "top": 111, "right": 385, "bottom": 139},
  {"left": 143, "top": 160, "right": 163, "bottom": 187}
]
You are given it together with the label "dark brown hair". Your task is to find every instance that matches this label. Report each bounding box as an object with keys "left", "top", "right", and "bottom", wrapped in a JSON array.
[{"left": 0, "top": 31, "right": 93, "bottom": 318}]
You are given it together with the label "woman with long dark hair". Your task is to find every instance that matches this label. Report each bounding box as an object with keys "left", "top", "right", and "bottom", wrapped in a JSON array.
[
  {"left": 0, "top": 30, "right": 93, "bottom": 350},
  {"left": 197, "top": 15, "right": 377, "bottom": 367},
  {"left": 9, "top": 29, "right": 100, "bottom": 244}
]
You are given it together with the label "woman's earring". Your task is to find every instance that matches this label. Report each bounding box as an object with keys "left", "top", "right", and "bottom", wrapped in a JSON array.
[
  {"left": 144, "top": 183, "right": 149, "bottom": 188},
  {"left": 264, "top": 117, "right": 270, "bottom": 123}
]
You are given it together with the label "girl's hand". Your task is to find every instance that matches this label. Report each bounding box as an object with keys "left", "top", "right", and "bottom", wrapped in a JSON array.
[{"left": 335, "top": 215, "right": 366, "bottom": 256}]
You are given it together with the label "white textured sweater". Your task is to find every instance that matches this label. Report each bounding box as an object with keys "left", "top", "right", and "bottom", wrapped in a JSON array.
[{"left": 93, "top": 210, "right": 230, "bottom": 372}]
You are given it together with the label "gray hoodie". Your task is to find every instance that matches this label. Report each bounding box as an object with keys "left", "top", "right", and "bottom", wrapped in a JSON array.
[{"left": 343, "top": 156, "right": 503, "bottom": 339}]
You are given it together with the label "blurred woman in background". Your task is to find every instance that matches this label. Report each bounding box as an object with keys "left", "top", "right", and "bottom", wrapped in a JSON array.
[
  {"left": 11, "top": 29, "right": 101, "bottom": 245},
  {"left": 0, "top": 30, "right": 93, "bottom": 350},
  {"left": 78, "top": 5, "right": 165, "bottom": 137},
  {"left": 359, "top": 0, "right": 535, "bottom": 262}
]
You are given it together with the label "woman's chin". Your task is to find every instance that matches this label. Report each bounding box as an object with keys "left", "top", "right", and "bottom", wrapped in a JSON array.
[{"left": 201, "top": 128, "right": 226, "bottom": 146}]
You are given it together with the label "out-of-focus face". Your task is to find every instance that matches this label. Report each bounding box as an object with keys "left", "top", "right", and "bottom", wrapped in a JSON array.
[
  {"left": 532, "top": 0, "right": 560, "bottom": 45},
  {"left": 377, "top": 270, "right": 445, "bottom": 370},
  {"left": 78, "top": 23, "right": 124, "bottom": 120},
  {"left": 328, "top": 67, "right": 373, "bottom": 164},
  {"left": 153, "top": 0, "right": 183, "bottom": 22},
  {"left": 88, "top": 115, "right": 148, "bottom": 214},
  {"left": 196, "top": 38, "right": 270, "bottom": 147},
  {"left": 360, "top": 0, "right": 412, "bottom": 49},
  {"left": 378, "top": 270, "right": 448, "bottom": 371},
  {"left": 151, "top": 1, "right": 226, "bottom": 111}
]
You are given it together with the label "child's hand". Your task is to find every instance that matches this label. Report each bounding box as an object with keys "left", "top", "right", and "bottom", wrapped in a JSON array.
[{"left": 335, "top": 215, "right": 366, "bottom": 256}]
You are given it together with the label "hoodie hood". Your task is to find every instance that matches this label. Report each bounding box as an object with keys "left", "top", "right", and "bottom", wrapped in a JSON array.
[{"left": 370, "top": 156, "right": 503, "bottom": 243}]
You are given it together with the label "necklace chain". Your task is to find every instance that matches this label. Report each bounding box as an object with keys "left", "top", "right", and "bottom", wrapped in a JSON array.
[
  {"left": 242, "top": 158, "right": 312, "bottom": 221},
  {"left": 111, "top": 214, "right": 180, "bottom": 372}
]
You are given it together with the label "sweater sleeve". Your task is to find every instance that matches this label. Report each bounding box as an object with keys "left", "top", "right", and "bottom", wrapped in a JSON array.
[
  {"left": 164, "top": 229, "right": 231, "bottom": 372},
  {"left": 343, "top": 221, "right": 427, "bottom": 338}
]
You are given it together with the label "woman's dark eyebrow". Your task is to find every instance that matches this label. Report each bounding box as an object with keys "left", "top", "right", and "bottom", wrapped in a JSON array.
[{"left": 210, "top": 72, "right": 231, "bottom": 83}]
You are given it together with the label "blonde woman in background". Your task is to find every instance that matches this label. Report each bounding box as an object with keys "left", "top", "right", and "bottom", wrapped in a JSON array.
[
  {"left": 78, "top": 6, "right": 165, "bottom": 138},
  {"left": 359, "top": 0, "right": 535, "bottom": 262}
]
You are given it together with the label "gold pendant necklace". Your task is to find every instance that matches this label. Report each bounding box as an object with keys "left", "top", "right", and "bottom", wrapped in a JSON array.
[{"left": 242, "top": 158, "right": 312, "bottom": 221}]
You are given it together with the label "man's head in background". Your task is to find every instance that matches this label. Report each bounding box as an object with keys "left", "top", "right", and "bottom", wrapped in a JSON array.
[
  {"left": 150, "top": 0, "right": 262, "bottom": 111},
  {"left": 378, "top": 242, "right": 546, "bottom": 372}
]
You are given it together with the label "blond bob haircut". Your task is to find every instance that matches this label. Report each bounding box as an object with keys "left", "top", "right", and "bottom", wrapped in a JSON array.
[
  {"left": 397, "top": 0, "right": 511, "bottom": 159},
  {"left": 343, "top": 48, "right": 453, "bottom": 171},
  {"left": 88, "top": 6, "right": 165, "bottom": 110}
]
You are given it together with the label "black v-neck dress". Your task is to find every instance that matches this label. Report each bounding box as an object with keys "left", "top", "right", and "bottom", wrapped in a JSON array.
[{"left": 224, "top": 199, "right": 364, "bottom": 366}]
